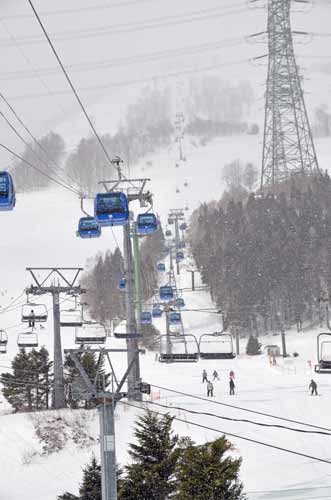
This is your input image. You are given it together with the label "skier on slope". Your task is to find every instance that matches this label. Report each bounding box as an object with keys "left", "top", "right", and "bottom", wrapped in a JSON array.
[
  {"left": 229, "top": 370, "right": 235, "bottom": 380},
  {"left": 212, "top": 370, "right": 219, "bottom": 381},
  {"left": 309, "top": 379, "right": 318, "bottom": 396},
  {"left": 229, "top": 378, "right": 235, "bottom": 395},
  {"left": 207, "top": 380, "right": 214, "bottom": 397},
  {"left": 202, "top": 369, "right": 208, "bottom": 383}
]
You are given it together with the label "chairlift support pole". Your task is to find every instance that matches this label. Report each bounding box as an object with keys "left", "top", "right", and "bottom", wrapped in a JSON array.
[
  {"left": 132, "top": 223, "right": 143, "bottom": 335},
  {"left": 65, "top": 347, "right": 145, "bottom": 500},
  {"left": 100, "top": 171, "right": 152, "bottom": 402},
  {"left": 26, "top": 267, "right": 83, "bottom": 409}
]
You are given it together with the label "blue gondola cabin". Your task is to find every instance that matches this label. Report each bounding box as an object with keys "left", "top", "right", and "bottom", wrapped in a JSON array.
[
  {"left": 95, "top": 192, "right": 129, "bottom": 227},
  {"left": 77, "top": 217, "right": 101, "bottom": 238},
  {"left": 136, "top": 213, "right": 158, "bottom": 235},
  {"left": 0, "top": 171, "right": 15, "bottom": 211},
  {"left": 159, "top": 285, "right": 174, "bottom": 301}
]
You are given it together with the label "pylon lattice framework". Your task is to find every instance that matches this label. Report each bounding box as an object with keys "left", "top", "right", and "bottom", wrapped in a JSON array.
[{"left": 261, "top": 0, "right": 319, "bottom": 189}]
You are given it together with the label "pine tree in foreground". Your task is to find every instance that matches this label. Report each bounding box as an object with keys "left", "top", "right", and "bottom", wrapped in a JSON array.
[
  {"left": 118, "top": 410, "right": 179, "bottom": 499},
  {"left": 246, "top": 335, "right": 262, "bottom": 355},
  {"left": 57, "top": 493, "right": 79, "bottom": 500},
  {"left": 174, "top": 436, "right": 246, "bottom": 500},
  {"left": 79, "top": 456, "right": 102, "bottom": 500}
]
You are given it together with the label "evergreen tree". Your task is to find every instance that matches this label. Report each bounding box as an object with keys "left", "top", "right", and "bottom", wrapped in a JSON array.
[
  {"left": 79, "top": 456, "right": 102, "bottom": 500},
  {"left": 1, "top": 347, "right": 52, "bottom": 412},
  {"left": 246, "top": 335, "right": 262, "bottom": 355},
  {"left": 175, "top": 437, "right": 246, "bottom": 500},
  {"left": 118, "top": 410, "right": 179, "bottom": 499},
  {"left": 58, "top": 494, "right": 79, "bottom": 500}
]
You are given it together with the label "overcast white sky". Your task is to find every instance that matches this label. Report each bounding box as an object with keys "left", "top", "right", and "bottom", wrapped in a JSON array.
[{"left": 0, "top": 0, "right": 330, "bottom": 164}]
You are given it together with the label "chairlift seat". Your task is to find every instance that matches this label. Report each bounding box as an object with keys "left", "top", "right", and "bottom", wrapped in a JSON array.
[
  {"left": 22, "top": 304, "right": 48, "bottom": 323},
  {"left": 75, "top": 325, "right": 106, "bottom": 344},
  {"left": 17, "top": 332, "right": 38, "bottom": 348},
  {"left": 60, "top": 309, "right": 83, "bottom": 328}
]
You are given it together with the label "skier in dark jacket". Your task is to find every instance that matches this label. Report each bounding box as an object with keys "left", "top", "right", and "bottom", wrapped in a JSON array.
[
  {"left": 229, "top": 378, "right": 235, "bottom": 395},
  {"left": 28, "top": 309, "right": 35, "bottom": 328},
  {"left": 202, "top": 369, "right": 208, "bottom": 383},
  {"left": 309, "top": 379, "right": 318, "bottom": 396},
  {"left": 207, "top": 380, "right": 214, "bottom": 397},
  {"left": 212, "top": 370, "right": 219, "bottom": 381}
]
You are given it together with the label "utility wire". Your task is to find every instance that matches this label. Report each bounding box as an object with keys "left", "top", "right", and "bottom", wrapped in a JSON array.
[
  {"left": 146, "top": 400, "right": 331, "bottom": 436},
  {"left": 0, "top": 110, "right": 80, "bottom": 194},
  {"left": 4, "top": 0, "right": 246, "bottom": 20},
  {"left": 120, "top": 400, "right": 331, "bottom": 466},
  {"left": 27, "top": 0, "right": 114, "bottom": 169},
  {"left": 151, "top": 384, "right": 331, "bottom": 433},
  {"left": 3, "top": 5, "right": 249, "bottom": 46},
  {"left": 0, "top": 37, "right": 245, "bottom": 81},
  {"left": 0, "top": 142, "right": 79, "bottom": 195},
  {"left": 0, "top": 92, "right": 80, "bottom": 188}
]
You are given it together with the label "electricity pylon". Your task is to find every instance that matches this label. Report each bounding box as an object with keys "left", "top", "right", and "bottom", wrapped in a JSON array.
[{"left": 261, "top": 0, "right": 319, "bottom": 189}]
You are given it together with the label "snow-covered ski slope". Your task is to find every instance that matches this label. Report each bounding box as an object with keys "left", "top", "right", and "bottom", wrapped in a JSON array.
[{"left": 1, "top": 135, "right": 331, "bottom": 499}]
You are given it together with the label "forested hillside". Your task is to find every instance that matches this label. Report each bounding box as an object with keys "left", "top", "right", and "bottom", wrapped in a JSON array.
[{"left": 190, "top": 173, "right": 331, "bottom": 336}]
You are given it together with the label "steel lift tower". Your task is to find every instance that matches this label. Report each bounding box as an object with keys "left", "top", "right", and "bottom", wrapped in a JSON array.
[{"left": 261, "top": 0, "right": 319, "bottom": 189}]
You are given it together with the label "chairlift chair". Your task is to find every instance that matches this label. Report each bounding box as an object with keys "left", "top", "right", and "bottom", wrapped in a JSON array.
[
  {"left": 60, "top": 308, "right": 83, "bottom": 328},
  {"left": 17, "top": 331, "right": 38, "bottom": 349},
  {"left": 22, "top": 304, "right": 48, "bottom": 323},
  {"left": 315, "top": 333, "right": 331, "bottom": 373},
  {"left": 159, "top": 334, "right": 199, "bottom": 362},
  {"left": 165, "top": 229, "right": 172, "bottom": 237},
  {"left": 75, "top": 324, "right": 106, "bottom": 344},
  {"left": 0, "top": 330, "right": 8, "bottom": 353},
  {"left": 94, "top": 192, "right": 129, "bottom": 227},
  {"left": 199, "top": 332, "right": 236, "bottom": 359},
  {"left": 176, "top": 251, "right": 184, "bottom": 263},
  {"left": 77, "top": 217, "right": 101, "bottom": 238},
  {"left": 136, "top": 213, "right": 158, "bottom": 235},
  {"left": 0, "top": 171, "right": 15, "bottom": 211},
  {"left": 113, "top": 320, "right": 142, "bottom": 339}
]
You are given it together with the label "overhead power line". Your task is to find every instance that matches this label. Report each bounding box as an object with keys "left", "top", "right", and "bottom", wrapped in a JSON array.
[
  {"left": 120, "top": 400, "right": 331, "bottom": 466},
  {"left": 6, "top": 56, "right": 258, "bottom": 102},
  {"left": 0, "top": 36, "right": 245, "bottom": 81},
  {"left": 27, "top": 0, "right": 114, "bottom": 169},
  {"left": 151, "top": 384, "right": 331, "bottom": 433},
  {"left": 3, "top": 0, "right": 246, "bottom": 20},
  {"left": 1, "top": 5, "right": 250, "bottom": 47}
]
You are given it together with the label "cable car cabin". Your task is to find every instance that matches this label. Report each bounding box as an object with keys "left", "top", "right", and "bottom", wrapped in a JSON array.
[
  {"left": 0, "top": 171, "right": 15, "bottom": 211},
  {"left": 60, "top": 309, "right": 83, "bottom": 328},
  {"left": 136, "top": 213, "right": 158, "bottom": 235},
  {"left": 178, "top": 241, "right": 186, "bottom": 249},
  {"left": 94, "top": 192, "right": 129, "bottom": 227},
  {"left": 0, "top": 330, "right": 8, "bottom": 353},
  {"left": 113, "top": 320, "right": 142, "bottom": 339},
  {"left": 199, "top": 333, "right": 236, "bottom": 359},
  {"left": 159, "top": 334, "right": 199, "bottom": 362},
  {"left": 118, "top": 277, "right": 126, "bottom": 290},
  {"left": 77, "top": 217, "right": 101, "bottom": 238},
  {"left": 168, "top": 312, "right": 182, "bottom": 325},
  {"left": 22, "top": 304, "right": 47, "bottom": 323},
  {"left": 315, "top": 333, "right": 331, "bottom": 373},
  {"left": 176, "top": 251, "right": 184, "bottom": 263},
  {"left": 180, "top": 222, "right": 188, "bottom": 231},
  {"left": 159, "top": 285, "right": 174, "bottom": 301},
  {"left": 140, "top": 311, "right": 152, "bottom": 325},
  {"left": 165, "top": 230, "right": 172, "bottom": 237},
  {"left": 17, "top": 331, "right": 38, "bottom": 349},
  {"left": 175, "top": 298, "right": 185, "bottom": 308},
  {"left": 157, "top": 262, "right": 166, "bottom": 272},
  {"left": 75, "top": 325, "right": 106, "bottom": 345},
  {"left": 152, "top": 307, "right": 163, "bottom": 318}
]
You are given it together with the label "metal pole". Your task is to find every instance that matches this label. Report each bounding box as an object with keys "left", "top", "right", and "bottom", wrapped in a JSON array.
[
  {"left": 123, "top": 222, "right": 142, "bottom": 401},
  {"left": 235, "top": 328, "right": 240, "bottom": 356},
  {"left": 132, "top": 224, "right": 143, "bottom": 334},
  {"left": 165, "top": 309, "right": 171, "bottom": 358},
  {"left": 99, "top": 400, "right": 117, "bottom": 500},
  {"left": 281, "top": 327, "right": 287, "bottom": 358},
  {"left": 52, "top": 290, "right": 65, "bottom": 409},
  {"left": 191, "top": 271, "right": 195, "bottom": 292}
]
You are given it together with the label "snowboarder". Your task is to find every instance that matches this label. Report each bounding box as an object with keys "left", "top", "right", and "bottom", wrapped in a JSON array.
[
  {"left": 212, "top": 370, "right": 219, "bottom": 381},
  {"left": 28, "top": 309, "right": 35, "bottom": 328},
  {"left": 309, "top": 379, "right": 318, "bottom": 396},
  {"left": 229, "top": 378, "right": 235, "bottom": 395},
  {"left": 202, "top": 369, "right": 208, "bottom": 383},
  {"left": 207, "top": 380, "right": 214, "bottom": 397}
]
